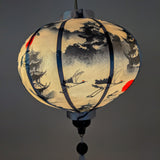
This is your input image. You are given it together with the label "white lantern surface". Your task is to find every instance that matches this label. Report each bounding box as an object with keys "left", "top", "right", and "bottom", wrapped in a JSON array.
[{"left": 18, "top": 16, "right": 140, "bottom": 113}]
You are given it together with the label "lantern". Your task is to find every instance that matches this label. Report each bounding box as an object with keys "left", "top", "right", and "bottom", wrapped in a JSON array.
[{"left": 18, "top": 0, "right": 141, "bottom": 159}]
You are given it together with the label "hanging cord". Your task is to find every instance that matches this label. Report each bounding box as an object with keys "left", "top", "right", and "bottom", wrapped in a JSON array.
[
  {"left": 74, "top": 0, "right": 78, "bottom": 9},
  {"left": 81, "top": 136, "right": 83, "bottom": 142},
  {"left": 79, "top": 136, "right": 85, "bottom": 160},
  {"left": 77, "top": 140, "right": 88, "bottom": 160},
  {"left": 73, "top": 119, "right": 90, "bottom": 160},
  {"left": 76, "top": 133, "right": 88, "bottom": 160}
]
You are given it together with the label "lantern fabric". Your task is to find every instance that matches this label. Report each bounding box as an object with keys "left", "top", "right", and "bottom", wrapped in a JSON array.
[{"left": 18, "top": 18, "right": 140, "bottom": 112}]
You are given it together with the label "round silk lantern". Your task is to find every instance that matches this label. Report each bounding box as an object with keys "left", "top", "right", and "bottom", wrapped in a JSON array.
[
  {"left": 18, "top": 1, "right": 141, "bottom": 158},
  {"left": 18, "top": 16, "right": 140, "bottom": 113}
]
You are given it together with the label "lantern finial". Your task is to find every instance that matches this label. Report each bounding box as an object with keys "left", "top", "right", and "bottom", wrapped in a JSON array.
[{"left": 74, "top": 0, "right": 78, "bottom": 10}]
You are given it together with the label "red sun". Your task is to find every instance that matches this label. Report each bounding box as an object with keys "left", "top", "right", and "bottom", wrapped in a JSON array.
[{"left": 122, "top": 80, "right": 134, "bottom": 92}]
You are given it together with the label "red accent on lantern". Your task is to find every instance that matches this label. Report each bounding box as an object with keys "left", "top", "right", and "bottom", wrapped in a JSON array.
[
  {"left": 25, "top": 36, "right": 35, "bottom": 48},
  {"left": 122, "top": 80, "right": 134, "bottom": 92}
]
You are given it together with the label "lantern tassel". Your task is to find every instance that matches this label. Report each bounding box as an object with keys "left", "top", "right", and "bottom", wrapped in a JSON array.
[{"left": 79, "top": 155, "right": 85, "bottom": 160}]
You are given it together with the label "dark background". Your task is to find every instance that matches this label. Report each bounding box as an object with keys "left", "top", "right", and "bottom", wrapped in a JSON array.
[{"left": 0, "top": 0, "right": 160, "bottom": 160}]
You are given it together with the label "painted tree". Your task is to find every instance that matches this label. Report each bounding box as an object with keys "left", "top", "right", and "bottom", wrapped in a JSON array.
[{"left": 29, "top": 50, "right": 54, "bottom": 100}]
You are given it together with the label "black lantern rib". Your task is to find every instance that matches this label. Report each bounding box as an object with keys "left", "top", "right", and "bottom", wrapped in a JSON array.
[
  {"left": 56, "top": 20, "right": 80, "bottom": 112},
  {"left": 91, "top": 18, "right": 114, "bottom": 110}
]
